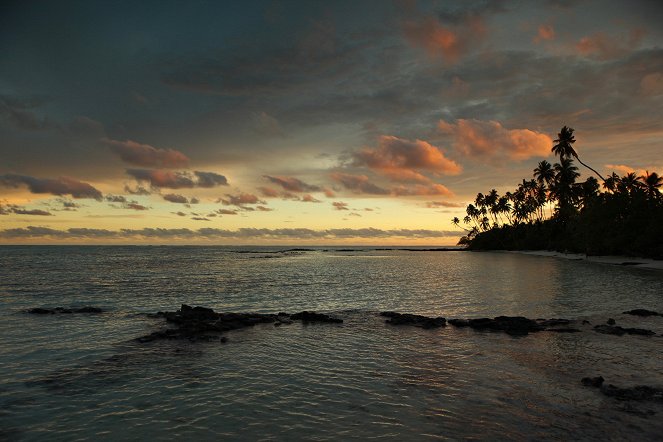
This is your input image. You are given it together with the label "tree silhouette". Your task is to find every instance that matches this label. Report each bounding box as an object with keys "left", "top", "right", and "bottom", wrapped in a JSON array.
[{"left": 552, "top": 126, "right": 605, "bottom": 181}]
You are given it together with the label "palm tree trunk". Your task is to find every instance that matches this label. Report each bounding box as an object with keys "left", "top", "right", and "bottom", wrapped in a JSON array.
[{"left": 576, "top": 156, "right": 606, "bottom": 182}]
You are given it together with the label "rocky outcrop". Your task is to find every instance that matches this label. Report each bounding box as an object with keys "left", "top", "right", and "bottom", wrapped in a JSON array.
[
  {"left": 582, "top": 376, "right": 663, "bottom": 402},
  {"left": 380, "top": 312, "right": 446, "bottom": 329},
  {"left": 447, "top": 316, "right": 580, "bottom": 336},
  {"left": 623, "top": 309, "right": 661, "bottom": 317},
  {"left": 137, "top": 305, "right": 342, "bottom": 343},
  {"left": 27, "top": 307, "right": 103, "bottom": 314},
  {"left": 593, "top": 324, "right": 655, "bottom": 336},
  {"left": 290, "top": 311, "right": 343, "bottom": 323}
]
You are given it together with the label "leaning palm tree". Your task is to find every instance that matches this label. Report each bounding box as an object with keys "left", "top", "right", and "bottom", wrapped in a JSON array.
[{"left": 552, "top": 126, "right": 605, "bottom": 182}]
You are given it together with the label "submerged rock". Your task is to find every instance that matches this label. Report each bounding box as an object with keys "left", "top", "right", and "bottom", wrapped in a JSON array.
[
  {"left": 593, "top": 324, "right": 655, "bottom": 336},
  {"left": 290, "top": 311, "right": 343, "bottom": 324},
  {"left": 447, "top": 316, "right": 581, "bottom": 335},
  {"left": 607, "top": 318, "right": 616, "bottom": 325},
  {"left": 582, "top": 376, "right": 663, "bottom": 402},
  {"left": 581, "top": 376, "right": 605, "bottom": 387},
  {"left": 623, "top": 309, "right": 661, "bottom": 317},
  {"left": 27, "top": 307, "right": 103, "bottom": 314},
  {"left": 380, "top": 312, "right": 446, "bottom": 329}
]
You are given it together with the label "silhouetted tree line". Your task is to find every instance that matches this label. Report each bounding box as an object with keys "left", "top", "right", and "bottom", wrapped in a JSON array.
[{"left": 453, "top": 126, "right": 663, "bottom": 258}]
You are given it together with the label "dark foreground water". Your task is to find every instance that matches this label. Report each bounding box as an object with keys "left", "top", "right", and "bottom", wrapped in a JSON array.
[{"left": 1, "top": 246, "right": 662, "bottom": 441}]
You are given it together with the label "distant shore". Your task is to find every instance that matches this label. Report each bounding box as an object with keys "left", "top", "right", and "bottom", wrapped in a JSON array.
[{"left": 496, "top": 249, "right": 663, "bottom": 270}]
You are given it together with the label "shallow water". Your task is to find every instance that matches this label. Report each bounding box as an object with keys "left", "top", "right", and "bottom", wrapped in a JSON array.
[{"left": 1, "top": 246, "right": 662, "bottom": 440}]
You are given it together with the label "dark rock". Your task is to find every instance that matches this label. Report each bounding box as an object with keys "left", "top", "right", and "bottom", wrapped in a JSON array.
[
  {"left": 537, "top": 318, "right": 571, "bottom": 327},
  {"left": 136, "top": 305, "right": 280, "bottom": 342},
  {"left": 623, "top": 309, "right": 660, "bottom": 317},
  {"left": 290, "top": 311, "right": 343, "bottom": 324},
  {"left": 594, "top": 324, "right": 655, "bottom": 336},
  {"left": 545, "top": 328, "right": 581, "bottom": 333},
  {"left": 448, "top": 319, "right": 470, "bottom": 327},
  {"left": 607, "top": 318, "right": 616, "bottom": 325},
  {"left": 602, "top": 385, "right": 663, "bottom": 402},
  {"left": 27, "top": 308, "right": 54, "bottom": 314},
  {"left": 582, "top": 376, "right": 605, "bottom": 387},
  {"left": 27, "top": 306, "right": 103, "bottom": 315},
  {"left": 380, "top": 312, "right": 446, "bottom": 329},
  {"left": 448, "top": 316, "right": 577, "bottom": 336},
  {"left": 582, "top": 320, "right": 591, "bottom": 325}
]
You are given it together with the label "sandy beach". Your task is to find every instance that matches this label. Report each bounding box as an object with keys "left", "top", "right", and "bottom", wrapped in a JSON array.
[{"left": 503, "top": 249, "right": 663, "bottom": 270}]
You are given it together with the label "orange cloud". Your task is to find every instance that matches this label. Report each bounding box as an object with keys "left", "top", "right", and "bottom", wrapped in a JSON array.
[
  {"left": 263, "top": 175, "right": 321, "bottom": 192},
  {"left": 391, "top": 184, "right": 453, "bottom": 197},
  {"left": 353, "top": 135, "right": 461, "bottom": 183},
  {"left": 258, "top": 186, "right": 280, "bottom": 197},
  {"left": 533, "top": 24, "right": 555, "bottom": 43},
  {"left": 575, "top": 29, "right": 645, "bottom": 60},
  {"left": 403, "top": 15, "right": 485, "bottom": 63},
  {"left": 330, "top": 172, "right": 389, "bottom": 195},
  {"left": 640, "top": 73, "right": 663, "bottom": 96},
  {"left": 103, "top": 138, "right": 189, "bottom": 168},
  {"left": 438, "top": 119, "right": 551, "bottom": 162},
  {"left": 605, "top": 164, "right": 661, "bottom": 177}
]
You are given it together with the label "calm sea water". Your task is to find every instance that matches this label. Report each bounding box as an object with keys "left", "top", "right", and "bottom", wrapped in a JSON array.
[{"left": 1, "top": 246, "right": 662, "bottom": 441}]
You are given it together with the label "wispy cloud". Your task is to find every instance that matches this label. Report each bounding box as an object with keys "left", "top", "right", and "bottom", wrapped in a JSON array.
[{"left": 126, "top": 169, "right": 228, "bottom": 189}]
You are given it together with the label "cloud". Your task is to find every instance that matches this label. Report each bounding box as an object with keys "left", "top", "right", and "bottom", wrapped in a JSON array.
[
  {"left": 575, "top": 29, "right": 645, "bottom": 60},
  {"left": 640, "top": 73, "right": 663, "bottom": 96},
  {"left": 5, "top": 206, "right": 53, "bottom": 216},
  {"left": 219, "top": 193, "right": 267, "bottom": 210},
  {"left": 300, "top": 194, "right": 320, "bottom": 203},
  {"left": 403, "top": 8, "right": 488, "bottom": 63},
  {"left": 253, "top": 111, "right": 285, "bottom": 137},
  {"left": 126, "top": 202, "right": 149, "bottom": 211},
  {"left": 330, "top": 172, "right": 390, "bottom": 195},
  {"left": 0, "top": 226, "right": 459, "bottom": 240},
  {"left": 0, "top": 174, "right": 102, "bottom": 200},
  {"left": 124, "top": 184, "right": 152, "bottom": 195},
  {"left": 332, "top": 201, "right": 349, "bottom": 211},
  {"left": 258, "top": 186, "right": 280, "bottom": 198},
  {"left": 126, "top": 169, "right": 228, "bottom": 189},
  {"left": 426, "top": 201, "right": 465, "bottom": 208},
  {"left": 102, "top": 138, "right": 189, "bottom": 168},
  {"left": 391, "top": 184, "right": 453, "bottom": 197},
  {"left": 257, "top": 205, "right": 273, "bottom": 212},
  {"left": 0, "top": 95, "right": 55, "bottom": 131},
  {"left": 106, "top": 195, "right": 127, "bottom": 203},
  {"left": 534, "top": 24, "right": 555, "bottom": 43},
  {"left": 194, "top": 171, "right": 229, "bottom": 187},
  {"left": 353, "top": 135, "right": 461, "bottom": 182},
  {"left": 163, "top": 193, "right": 190, "bottom": 204},
  {"left": 216, "top": 209, "right": 239, "bottom": 215},
  {"left": 263, "top": 175, "right": 321, "bottom": 192},
  {"left": 604, "top": 164, "right": 661, "bottom": 177},
  {"left": 438, "top": 119, "right": 551, "bottom": 161},
  {"left": 191, "top": 217, "right": 210, "bottom": 221}
]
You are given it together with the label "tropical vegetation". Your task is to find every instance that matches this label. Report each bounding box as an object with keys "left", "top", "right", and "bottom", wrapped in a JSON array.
[{"left": 453, "top": 126, "right": 663, "bottom": 258}]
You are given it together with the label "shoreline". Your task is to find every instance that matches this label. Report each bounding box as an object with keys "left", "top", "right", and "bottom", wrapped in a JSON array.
[{"left": 497, "top": 249, "right": 663, "bottom": 270}]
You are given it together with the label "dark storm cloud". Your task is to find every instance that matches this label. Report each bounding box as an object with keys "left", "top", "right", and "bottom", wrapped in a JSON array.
[{"left": 0, "top": 174, "right": 102, "bottom": 200}]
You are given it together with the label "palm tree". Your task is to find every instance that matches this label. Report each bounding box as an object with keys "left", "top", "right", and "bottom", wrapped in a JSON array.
[
  {"left": 618, "top": 172, "right": 639, "bottom": 194},
  {"left": 552, "top": 126, "right": 605, "bottom": 181},
  {"left": 550, "top": 157, "right": 580, "bottom": 220},
  {"left": 639, "top": 171, "right": 663, "bottom": 200},
  {"left": 534, "top": 160, "right": 555, "bottom": 186},
  {"left": 604, "top": 172, "right": 619, "bottom": 193}
]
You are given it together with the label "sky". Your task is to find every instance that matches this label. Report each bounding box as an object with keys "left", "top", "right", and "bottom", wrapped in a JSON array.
[{"left": 1, "top": 0, "right": 662, "bottom": 245}]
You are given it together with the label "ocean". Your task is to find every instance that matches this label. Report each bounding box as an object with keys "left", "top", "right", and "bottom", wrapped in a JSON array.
[{"left": 1, "top": 246, "right": 662, "bottom": 440}]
